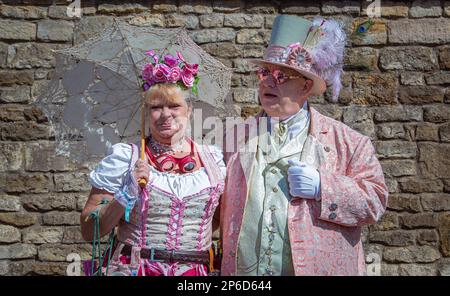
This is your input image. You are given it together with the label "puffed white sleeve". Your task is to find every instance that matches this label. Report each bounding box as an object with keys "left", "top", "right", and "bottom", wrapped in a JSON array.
[
  {"left": 208, "top": 144, "right": 227, "bottom": 179},
  {"left": 88, "top": 143, "right": 132, "bottom": 194}
]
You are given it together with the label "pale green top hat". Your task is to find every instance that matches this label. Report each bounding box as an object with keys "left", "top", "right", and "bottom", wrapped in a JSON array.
[
  {"left": 269, "top": 15, "right": 312, "bottom": 48},
  {"left": 250, "top": 15, "right": 347, "bottom": 101}
]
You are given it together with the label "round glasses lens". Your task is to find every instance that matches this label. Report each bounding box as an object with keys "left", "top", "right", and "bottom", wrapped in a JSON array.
[
  {"left": 183, "top": 161, "right": 195, "bottom": 171},
  {"left": 273, "top": 70, "right": 286, "bottom": 84},
  {"left": 257, "top": 68, "right": 269, "bottom": 80},
  {"left": 160, "top": 160, "right": 175, "bottom": 171}
]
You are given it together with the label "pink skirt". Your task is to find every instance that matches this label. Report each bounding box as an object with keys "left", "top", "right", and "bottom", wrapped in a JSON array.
[{"left": 106, "top": 254, "right": 209, "bottom": 276}]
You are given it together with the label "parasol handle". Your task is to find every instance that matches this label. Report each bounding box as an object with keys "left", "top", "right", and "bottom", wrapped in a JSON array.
[
  {"left": 138, "top": 137, "right": 147, "bottom": 187},
  {"left": 138, "top": 97, "right": 147, "bottom": 188}
]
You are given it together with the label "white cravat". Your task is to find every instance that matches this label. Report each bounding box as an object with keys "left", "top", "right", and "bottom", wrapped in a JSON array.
[{"left": 269, "top": 101, "right": 309, "bottom": 143}]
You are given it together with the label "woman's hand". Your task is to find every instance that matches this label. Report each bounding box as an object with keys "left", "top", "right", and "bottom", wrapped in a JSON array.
[{"left": 133, "top": 159, "right": 151, "bottom": 184}]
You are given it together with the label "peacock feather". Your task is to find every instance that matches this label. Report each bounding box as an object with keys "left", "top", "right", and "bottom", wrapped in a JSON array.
[{"left": 355, "top": 19, "right": 374, "bottom": 35}]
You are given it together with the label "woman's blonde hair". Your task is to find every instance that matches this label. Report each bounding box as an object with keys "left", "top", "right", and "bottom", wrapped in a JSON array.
[{"left": 144, "top": 84, "right": 191, "bottom": 106}]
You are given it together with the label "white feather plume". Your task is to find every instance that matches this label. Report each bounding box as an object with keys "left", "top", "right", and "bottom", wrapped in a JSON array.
[{"left": 309, "top": 17, "right": 347, "bottom": 102}]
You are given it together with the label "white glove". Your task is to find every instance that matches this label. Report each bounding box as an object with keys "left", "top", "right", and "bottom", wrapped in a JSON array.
[{"left": 287, "top": 159, "right": 321, "bottom": 201}]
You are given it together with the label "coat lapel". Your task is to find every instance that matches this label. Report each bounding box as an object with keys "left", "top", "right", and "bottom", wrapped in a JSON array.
[{"left": 303, "top": 106, "right": 337, "bottom": 171}]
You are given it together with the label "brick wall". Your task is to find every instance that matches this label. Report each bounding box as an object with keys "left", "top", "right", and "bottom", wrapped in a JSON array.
[{"left": 0, "top": 0, "right": 449, "bottom": 276}]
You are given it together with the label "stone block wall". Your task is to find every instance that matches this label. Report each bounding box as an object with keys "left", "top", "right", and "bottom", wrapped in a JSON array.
[{"left": 0, "top": 0, "right": 449, "bottom": 276}]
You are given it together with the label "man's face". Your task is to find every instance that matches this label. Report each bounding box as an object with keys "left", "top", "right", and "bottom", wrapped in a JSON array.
[{"left": 258, "top": 65, "right": 313, "bottom": 120}]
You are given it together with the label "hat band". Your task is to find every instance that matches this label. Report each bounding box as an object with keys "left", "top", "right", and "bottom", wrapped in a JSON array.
[{"left": 263, "top": 43, "right": 313, "bottom": 73}]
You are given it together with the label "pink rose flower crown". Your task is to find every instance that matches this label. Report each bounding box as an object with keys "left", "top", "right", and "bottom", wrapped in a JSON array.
[{"left": 140, "top": 50, "right": 200, "bottom": 95}]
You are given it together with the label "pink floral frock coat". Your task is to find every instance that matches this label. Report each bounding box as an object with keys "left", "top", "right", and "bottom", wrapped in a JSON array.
[{"left": 220, "top": 106, "right": 389, "bottom": 276}]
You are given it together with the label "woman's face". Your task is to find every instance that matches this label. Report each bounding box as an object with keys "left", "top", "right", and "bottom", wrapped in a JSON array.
[{"left": 147, "top": 88, "right": 191, "bottom": 145}]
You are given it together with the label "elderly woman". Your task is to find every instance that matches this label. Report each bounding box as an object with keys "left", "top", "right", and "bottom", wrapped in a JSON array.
[{"left": 80, "top": 51, "right": 225, "bottom": 276}]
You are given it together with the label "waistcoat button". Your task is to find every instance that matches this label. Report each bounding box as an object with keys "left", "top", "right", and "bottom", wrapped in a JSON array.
[{"left": 329, "top": 203, "right": 338, "bottom": 211}]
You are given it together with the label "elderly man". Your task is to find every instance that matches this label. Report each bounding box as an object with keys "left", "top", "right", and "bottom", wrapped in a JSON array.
[{"left": 220, "top": 15, "right": 388, "bottom": 276}]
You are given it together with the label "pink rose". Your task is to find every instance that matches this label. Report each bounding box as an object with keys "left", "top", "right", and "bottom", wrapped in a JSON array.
[
  {"left": 164, "top": 54, "right": 178, "bottom": 68},
  {"left": 153, "top": 54, "right": 159, "bottom": 64},
  {"left": 177, "top": 51, "right": 186, "bottom": 62},
  {"left": 145, "top": 49, "right": 155, "bottom": 57},
  {"left": 153, "top": 63, "right": 170, "bottom": 82},
  {"left": 181, "top": 67, "right": 194, "bottom": 87},
  {"left": 167, "top": 66, "right": 182, "bottom": 83},
  {"left": 184, "top": 63, "right": 199, "bottom": 75},
  {"left": 141, "top": 63, "right": 153, "bottom": 81}
]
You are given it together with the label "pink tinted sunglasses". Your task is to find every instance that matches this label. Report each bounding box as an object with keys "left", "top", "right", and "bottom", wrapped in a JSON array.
[{"left": 257, "top": 67, "right": 307, "bottom": 85}]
